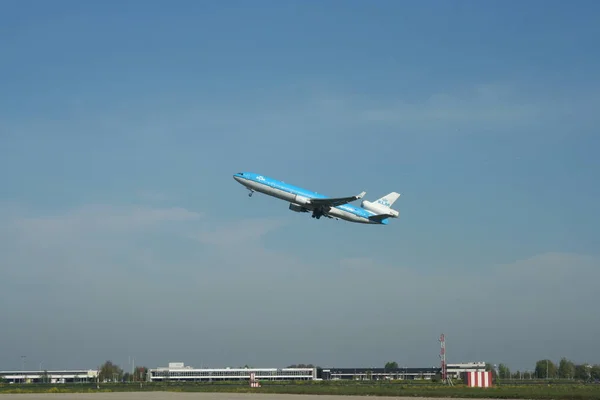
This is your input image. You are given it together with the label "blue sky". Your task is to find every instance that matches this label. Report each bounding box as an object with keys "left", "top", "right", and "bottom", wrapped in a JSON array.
[{"left": 1, "top": 0, "right": 599, "bottom": 373}]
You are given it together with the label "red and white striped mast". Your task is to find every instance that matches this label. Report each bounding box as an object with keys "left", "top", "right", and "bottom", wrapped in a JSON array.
[{"left": 439, "top": 333, "right": 447, "bottom": 384}]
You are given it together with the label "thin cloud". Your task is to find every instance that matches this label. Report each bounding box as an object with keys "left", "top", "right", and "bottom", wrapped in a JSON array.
[
  {"left": 358, "top": 83, "right": 542, "bottom": 127},
  {"left": 339, "top": 257, "right": 376, "bottom": 269},
  {"left": 193, "top": 231, "right": 600, "bottom": 368},
  {"left": 136, "top": 190, "right": 174, "bottom": 203},
  {"left": 13, "top": 204, "right": 202, "bottom": 239},
  {"left": 1, "top": 203, "right": 204, "bottom": 282},
  {"left": 0, "top": 199, "right": 598, "bottom": 369},
  {"left": 3, "top": 81, "right": 580, "bottom": 151},
  {"left": 191, "top": 217, "right": 287, "bottom": 248}
]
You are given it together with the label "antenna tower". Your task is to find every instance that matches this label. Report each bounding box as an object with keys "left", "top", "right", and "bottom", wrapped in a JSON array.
[{"left": 439, "top": 333, "right": 453, "bottom": 385}]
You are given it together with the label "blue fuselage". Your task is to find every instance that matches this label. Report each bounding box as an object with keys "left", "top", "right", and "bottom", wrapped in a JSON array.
[{"left": 233, "top": 172, "right": 389, "bottom": 224}]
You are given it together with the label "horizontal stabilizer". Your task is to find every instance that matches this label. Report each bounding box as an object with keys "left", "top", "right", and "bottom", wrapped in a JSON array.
[{"left": 368, "top": 213, "right": 393, "bottom": 223}]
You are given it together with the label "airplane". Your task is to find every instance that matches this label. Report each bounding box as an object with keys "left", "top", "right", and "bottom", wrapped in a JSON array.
[{"left": 233, "top": 172, "right": 400, "bottom": 225}]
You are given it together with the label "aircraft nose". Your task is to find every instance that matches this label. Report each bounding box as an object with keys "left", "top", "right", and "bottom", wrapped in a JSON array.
[{"left": 233, "top": 173, "right": 242, "bottom": 183}]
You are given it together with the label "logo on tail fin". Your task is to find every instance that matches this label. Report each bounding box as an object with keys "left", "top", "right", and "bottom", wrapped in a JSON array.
[
  {"left": 374, "top": 192, "right": 401, "bottom": 208},
  {"left": 377, "top": 199, "right": 391, "bottom": 207}
]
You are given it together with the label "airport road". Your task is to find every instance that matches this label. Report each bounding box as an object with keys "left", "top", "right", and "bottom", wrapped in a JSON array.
[{"left": 0, "top": 392, "right": 518, "bottom": 400}]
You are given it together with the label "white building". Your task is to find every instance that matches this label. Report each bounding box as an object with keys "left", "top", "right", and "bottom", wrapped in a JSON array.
[
  {"left": 446, "top": 362, "right": 486, "bottom": 379},
  {"left": 147, "top": 362, "right": 315, "bottom": 382},
  {"left": 0, "top": 369, "right": 98, "bottom": 384}
]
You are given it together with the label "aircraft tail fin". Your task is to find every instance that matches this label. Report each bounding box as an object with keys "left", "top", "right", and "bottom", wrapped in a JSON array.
[{"left": 374, "top": 192, "right": 401, "bottom": 208}]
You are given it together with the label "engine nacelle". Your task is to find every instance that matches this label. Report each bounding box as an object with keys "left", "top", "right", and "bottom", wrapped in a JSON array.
[
  {"left": 289, "top": 203, "right": 308, "bottom": 213},
  {"left": 293, "top": 194, "right": 311, "bottom": 206},
  {"left": 361, "top": 200, "right": 399, "bottom": 218}
]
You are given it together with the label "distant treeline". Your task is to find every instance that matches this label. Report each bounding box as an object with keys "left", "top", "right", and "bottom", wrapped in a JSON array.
[{"left": 495, "top": 358, "right": 600, "bottom": 381}]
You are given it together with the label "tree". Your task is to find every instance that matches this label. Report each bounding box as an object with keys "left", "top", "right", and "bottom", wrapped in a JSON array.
[
  {"left": 591, "top": 365, "right": 600, "bottom": 381},
  {"left": 498, "top": 363, "right": 511, "bottom": 379},
  {"left": 535, "top": 359, "right": 557, "bottom": 379},
  {"left": 574, "top": 364, "right": 590, "bottom": 381},
  {"left": 385, "top": 361, "right": 398, "bottom": 371},
  {"left": 99, "top": 360, "right": 123, "bottom": 383},
  {"left": 134, "top": 366, "right": 148, "bottom": 382},
  {"left": 558, "top": 358, "right": 575, "bottom": 379},
  {"left": 485, "top": 363, "right": 498, "bottom": 380}
]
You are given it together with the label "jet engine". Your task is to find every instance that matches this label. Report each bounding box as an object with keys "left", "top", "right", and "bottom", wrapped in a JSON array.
[
  {"left": 289, "top": 203, "right": 308, "bottom": 213},
  {"left": 361, "top": 200, "right": 399, "bottom": 217},
  {"left": 293, "top": 194, "right": 311, "bottom": 206}
]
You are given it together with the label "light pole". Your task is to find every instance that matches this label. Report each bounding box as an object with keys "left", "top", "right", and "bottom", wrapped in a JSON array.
[{"left": 20, "top": 356, "right": 26, "bottom": 384}]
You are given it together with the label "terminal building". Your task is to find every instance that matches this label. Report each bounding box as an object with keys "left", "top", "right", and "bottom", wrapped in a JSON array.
[
  {"left": 322, "top": 362, "right": 486, "bottom": 381},
  {"left": 321, "top": 367, "right": 439, "bottom": 380},
  {"left": 0, "top": 369, "right": 98, "bottom": 384},
  {"left": 147, "top": 362, "right": 315, "bottom": 382}
]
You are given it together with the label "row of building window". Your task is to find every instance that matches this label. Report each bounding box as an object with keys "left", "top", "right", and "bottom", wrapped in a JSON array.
[{"left": 150, "top": 370, "right": 312, "bottom": 377}]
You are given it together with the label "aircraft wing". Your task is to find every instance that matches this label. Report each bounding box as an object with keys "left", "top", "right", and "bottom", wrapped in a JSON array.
[{"left": 310, "top": 191, "right": 366, "bottom": 207}]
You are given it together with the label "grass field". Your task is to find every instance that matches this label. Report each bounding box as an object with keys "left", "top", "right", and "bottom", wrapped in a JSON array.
[{"left": 1, "top": 380, "right": 599, "bottom": 399}]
